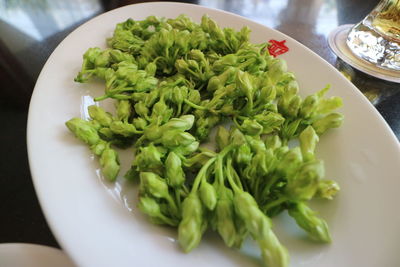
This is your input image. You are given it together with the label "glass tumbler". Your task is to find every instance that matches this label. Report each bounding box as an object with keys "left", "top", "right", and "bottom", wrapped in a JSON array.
[{"left": 346, "top": 0, "right": 400, "bottom": 71}]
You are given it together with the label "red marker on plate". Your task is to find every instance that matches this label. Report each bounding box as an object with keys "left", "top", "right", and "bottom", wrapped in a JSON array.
[{"left": 268, "top": 40, "right": 289, "bottom": 57}]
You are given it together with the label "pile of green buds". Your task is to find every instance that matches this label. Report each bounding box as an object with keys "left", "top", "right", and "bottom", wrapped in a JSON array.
[{"left": 66, "top": 14, "right": 343, "bottom": 267}]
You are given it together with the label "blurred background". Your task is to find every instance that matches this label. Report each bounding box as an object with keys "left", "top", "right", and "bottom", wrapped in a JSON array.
[{"left": 1, "top": 0, "right": 398, "bottom": 249}]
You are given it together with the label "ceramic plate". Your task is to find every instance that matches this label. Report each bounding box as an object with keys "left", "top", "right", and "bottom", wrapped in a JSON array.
[{"left": 27, "top": 2, "right": 400, "bottom": 267}]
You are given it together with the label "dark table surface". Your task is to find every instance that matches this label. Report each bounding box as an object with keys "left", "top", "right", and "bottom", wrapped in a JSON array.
[{"left": 1, "top": 0, "right": 398, "bottom": 254}]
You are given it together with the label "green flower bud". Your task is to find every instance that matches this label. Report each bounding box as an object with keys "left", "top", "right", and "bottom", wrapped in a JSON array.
[
  {"left": 152, "top": 99, "right": 169, "bottom": 117},
  {"left": 165, "top": 152, "right": 185, "bottom": 188},
  {"left": 246, "top": 137, "right": 266, "bottom": 153},
  {"left": 162, "top": 115, "right": 195, "bottom": 132},
  {"left": 300, "top": 95, "right": 318, "bottom": 118},
  {"left": 138, "top": 196, "right": 161, "bottom": 218},
  {"left": 83, "top": 47, "right": 101, "bottom": 64},
  {"left": 206, "top": 76, "right": 221, "bottom": 92},
  {"left": 288, "top": 202, "right": 331, "bottom": 243},
  {"left": 235, "top": 144, "right": 252, "bottom": 165},
  {"left": 139, "top": 172, "right": 169, "bottom": 199},
  {"left": 254, "top": 112, "right": 285, "bottom": 134},
  {"left": 132, "top": 117, "right": 148, "bottom": 130},
  {"left": 299, "top": 126, "right": 319, "bottom": 162},
  {"left": 286, "top": 160, "right": 324, "bottom": 201},
  {"left": 88, "top": 105, "right": 113, "bottom": 127},
  {"left": 287, "top": 95, "right": 302, "bottom": 118},
  {"left": 138, "top": 197, "right": 178, "bottom": 226},
  {"left": 172, "top": 141, "right": 199, "bottom": 156},
  {"left": 236, "top": 70, "right": 253, "bottom": 97},
  {"left": 134, "top": 144, "right": 165, "bottom": 172},
  {"left": 145, "top": 62, "right": 157, "bottom": 77},
  {"left": 109, "top": 121, "right": 139, "bottom": 137},
  {"left": 187, "top": 59, "right": 199, "bottom": 71},
  {"left": 233, "top": 191, "right": 289, "bottom": 267},
  {"left": 207, "top": 17, "right": 225, "bottom": 40},
  {"left": 175, "top": 59, "right": 189, "bottom": 73},
  {"left": 178, "top": 193, "right": 204, "bottom": 253},
  {"left": 264, "top": 135, "right": 282, "bottom": 150},
  {"left": 244, "top": 152, "right": 268, "bottom": 177},
  {"left": 136, "top": 76, "right": 158, "bottom": 92},
  {"left": 143, "top": 124, "right": 162, "bottom": 141},
  {"left": 90, "top": 140, "right": 107, "bottom": 156},
  {"left": 161, "top": 131, "right": 196, "bottom": 148},
  {"left": 259, "top": 85, "right": 277, "bottom": 103},
  {"left": 276, "top": 147, "right": 303, "bottom": 178},
  {"left": 188, "top": 49, "right": 206, "bottom": 62},
  {"left": 158, "top": 28, "right": 173, "bottom": 48},
  {"left": 280, "top": 118, "right": 302, "bottom": 141},
  {"left": 187, "top": 89, "right": 201, "bottom": 104},
  {"left": 199, "top": 181, "right": 217, "bottom": 210},
  {"left": 312, "top": 113, "right": 344, "bottom": 135},
  {"left": 216, "top": 126, "right": 230, "bottom": 151},
  {"left": 315, "top": 179, "right": 340, "bottom": 200},
  {"left": 175, "top": 30, "right": 190, "bottom": 51},
  {"left": 219, "top": 103, "right": 235, "bottom": 115},
  {"left": 229, "top": 128, "right": 247, "bottom": 147},
  {"left": 109, "top": 49, "right": 135, "bottom": 63},
  {"left": 134, "top": 102, "right": 149, "bottom": 118},
  {"left": 115, "top": 100, "right": 131, "bottom": 122},
  {"left": 215, "top": 187, "right": 236, "bottom": 247},
  {"left": 241, "top": 119, "right": 263, "bottom": 136},
  {"left": 268, "top": 58, "right": 287, "bottom": 83},
  {"left": 94, "top": 51, "right": 111, "bottom": 68},
  {"left": 172, "top": 86, "right": 188, "bottom": 106},
  {"left": 100, "top": 147, "right": 120, "bottom": 182},
  {"left": 89, "top": 120, "right": 102, "bottom": 130},
  {"left": 233, "top": 191, "right": 271, "bottom": 236},
  {"left": 184, "top": 151, "right": 216, "bottom": 168},
  {"left": 213, "top": 54, "right": 237, "bottom": 73},
  {"left": 65, "top": 118, "right": 100, "bottom": 146},
  {"left": 131, "top": 92, "right": 147, "bottom": 102},
  {"left": 98, "top": 127, "right": 114, "bottom": 140},
  {"left": 316, "top": 97, "right": 343, "bottom": 114}
]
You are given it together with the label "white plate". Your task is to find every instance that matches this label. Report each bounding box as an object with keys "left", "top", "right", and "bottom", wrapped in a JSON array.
[
  {"left": 27, "top": 2, "right": 400, "bottom": 267},
  {"left": 0, "top": 243, "right": 75, "bottom": 267}
]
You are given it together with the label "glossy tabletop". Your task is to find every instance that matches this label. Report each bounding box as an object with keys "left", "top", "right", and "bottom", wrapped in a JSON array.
[{"left": 0, "top": 0, "right": 398, "bottom": 252}]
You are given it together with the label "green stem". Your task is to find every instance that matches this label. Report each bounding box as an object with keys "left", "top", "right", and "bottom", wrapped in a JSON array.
[
  {"left": 245, "top": 94, "right": 254, "bottom": 114},
  {"left": 176, "top": 103, "right": 182, "bottom": 117},
  {"left": 232, "top": 116, "right": 243, "bottom": 130},
  {"left": 215, "top": 155, "right": 225, "bottom": 186},
  {"left": 181, "top": 185, "right": 190, "bottom": 196},
  {"left": 158, "top": 214, "right": 177, "bottom": 227},
  {"left": 261, "top": 173, "right": 281, "bottom": 197},
  {"left": 183, "top": 99, "right": 208, "bottom": 110},
  {"left": 262, "top": 196, "right": 288, "bottom": 213},
  {"left": 94, "top": 94, "right": 110, "bottom": 101},
  {"left": 229, "top": 163, "right": 243, "bottom": 191},
  {"left": 165, "top": 194, "right": 180, "bottom": 218},
  {"left": 191, "top": 157, "right": 216, "bottom": 193},
  {"left": 225, "top": 157, "right": 241, "bottom": 193}
]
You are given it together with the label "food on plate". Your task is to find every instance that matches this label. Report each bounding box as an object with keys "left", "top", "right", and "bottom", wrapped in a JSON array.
[{"left": 66, "top": 14, "right": 343, "bottom": 267}]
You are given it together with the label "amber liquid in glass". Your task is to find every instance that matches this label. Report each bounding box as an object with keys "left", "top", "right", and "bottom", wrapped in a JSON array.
[
  {"left": 370, "top": 0, "right": 400, "bottom": 40},
  {"left": 347, "top": 0, "right": 400, "bottom": 71}
]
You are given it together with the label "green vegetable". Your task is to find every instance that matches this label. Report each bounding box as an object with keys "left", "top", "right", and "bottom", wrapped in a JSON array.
[
  {"left": 288, "top": 202, "right": 331, "bottom": 242},
  {"left": 67, "top": 14, "right": 344, "bottom": 267},
  {"left": 66, "top": 118, "right": 100, "bottom": 146},
  {"left": 178, "top": 193, "right": 205, "bottom": 252},
  {"left": 99, "top": 145, "right": 120, "bottom": 182}
]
